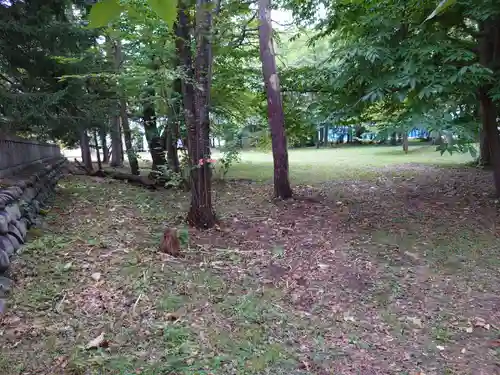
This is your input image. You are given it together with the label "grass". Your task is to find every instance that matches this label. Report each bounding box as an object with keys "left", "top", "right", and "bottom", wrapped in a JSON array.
[
  {"left": 2, "top": 145, "right": 499, "bottom": 374},
  {"left": 211, "top": 144, "right": 474, "bottom": 183}
]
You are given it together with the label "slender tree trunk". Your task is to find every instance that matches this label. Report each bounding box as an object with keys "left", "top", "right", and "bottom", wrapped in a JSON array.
[
  {"left": 177, "top": 1, "right": 217, "bottom": 228},
  {"left": 258, "top": 0, "right": 292, "bottom": 199},
  {"left": 100, "top": 127, "right": 109, "bottom": 163},
  {"left": 165, "top": 78, "right": 181, "bottom": 173},
  {"left": 80, "top": 128, "right": 93, "bottom": 171},
  {"left": 120, "top": 98, "right": 139, "bottom": 175},
  {"left": 324, "top": 123, "right": 329, "bottom": 147},
  {"left": 109, "top": 110, "right": 123, "bottom": 167},
  {"left": 109, "top": 38, "right": 123, "bottom": 167},
  {"left": 402, "top": 132, "right": 409, "bottom": 154},
  {"left": 479, "top": 126, "right": 491, "bottom": 166},
  {"left": 480, "top": 88, "right": 500, "bottom": 194},
  {"left": 142, "top": 87, "right": 166, "bottom": 175},
  {"left": 390, "top": 132, "right": 397, "bottom": 145},
  {"left": 120, "top": 125, "right": 125, "bottom": 163},
  {"left": 479, "top": 18, "right": 500, "bottom": 196},
  {"left": 93, "top": 129, "right": 102, "bottom": 171}
]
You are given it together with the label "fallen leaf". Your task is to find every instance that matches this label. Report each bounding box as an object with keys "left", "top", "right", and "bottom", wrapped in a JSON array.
[
  {"left": 343, "top": 314, "right": 356, "bottom": 322},
  {"left": 91, "top": 272, "right": 101, "bottom": 281},
  {"left": 489, "top": 340, "right": 500, "bottom": 348},
  {"left": 165, "top": 312, "right": 179, "bottom": 322},
  {"left": 404, "top": 251, "right": 420, "bottom": 261},
  {"left": 85, "top": 332, "right": 108, "bottom": 350},
  {"left": 473, "top": 317, "right": 490, "bottom": 330},
  {"left": 407, "top": 316, "right": 424, "bottom": 328},
  {"left": 63, "top": 262, "right": 73, "bottom": 271}
]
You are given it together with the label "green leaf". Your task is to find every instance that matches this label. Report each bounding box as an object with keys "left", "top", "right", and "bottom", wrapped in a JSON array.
[
  {"left": 88, "top": 0, "right": 124, "bottom": 28},
  {"left": 147, "top": 0, "right": 178, "bottom": 28},
  {"left": 425, "top": 0, "right": 456, "bottom": 22}
]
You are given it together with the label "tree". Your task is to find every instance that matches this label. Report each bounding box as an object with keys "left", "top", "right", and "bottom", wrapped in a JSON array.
[
  {"left": 0, "top": 0, "right": 106, "bottom": 144},
  {"left": 108, "top": 37, "right": 125, "bottom": 167},
  {"left": 258, "top": 0, "right": 292, "bottom": 199},
  {"left": 176, "top": 0, "right": 217, "bottom": 228}
]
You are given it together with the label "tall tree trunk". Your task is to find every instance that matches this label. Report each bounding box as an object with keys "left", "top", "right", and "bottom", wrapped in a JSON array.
[
  {"left": 109, "top": 108, "right": 123, "bottom": 167},
  {"left": 479, "top": 125, "right": 491, "bottom": 166},
  {"left": 390, "top": 131, "right": 397, "bottom": 145},
  {"left": 93, "top": 129, "right": 102, "bottom": 171},
  {"left": 402, "top": 132, "right": 409, "bottom": 154},
  {"left": 142, "top": 87, "right": 166, "bottom": 175},
  {"left": 165, "top": 78, "right": 182, "bottom": 173},
  {"left": 480, "top": 89, "right": 500, "bottom": 194},
  {"left": 120, "top": 125, "right": 125, "bottom": 163},
  {"left": 109, "top": 37, "right": 123, "bottom": 167},
  {"left": 100, "top": 127, "right": 109, "bottom": 163},
  {"left": 80, "top": 128, "right": 93, "bottom": 171},
  {"left": 324, "top": 123, "right": 329, "bottom": 147},
  {"left": 479, "top": 18, "right": 500, "bottom": 196},
  {"left": 258, "top": 0, "right": 292, "bottom": 199},
  {"left": 120, "top": 97, "right": 139, "bottom": 175},
  {"left": 177, "top": 1, "right": 217, "bottom": 228}
]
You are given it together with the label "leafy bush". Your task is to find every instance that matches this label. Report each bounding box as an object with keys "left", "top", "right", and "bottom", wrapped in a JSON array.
[{"left": 215, "top": 145, "right": 241, "bottom": 180}]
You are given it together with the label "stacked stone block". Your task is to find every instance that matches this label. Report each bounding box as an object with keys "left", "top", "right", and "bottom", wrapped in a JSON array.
[{"left": 0, "top": 157, "right": 67, "bottom": 277}]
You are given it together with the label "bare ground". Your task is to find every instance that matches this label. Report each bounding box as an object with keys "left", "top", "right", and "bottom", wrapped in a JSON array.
[{"left": 1, "top": 165, "right": 500, "bottom": 375}]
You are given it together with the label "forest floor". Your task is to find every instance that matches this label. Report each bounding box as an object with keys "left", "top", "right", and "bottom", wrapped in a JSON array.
[{"left": 1, "top": 154, "right": 500, "bottom": 374}]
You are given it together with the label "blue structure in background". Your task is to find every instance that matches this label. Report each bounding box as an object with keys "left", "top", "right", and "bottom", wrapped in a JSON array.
[
  {"left": 319, "top": 124, "right": 430, "bottom": 143},
  {"left": 408, "top": 128, "right": 429, "bottom": 139}
]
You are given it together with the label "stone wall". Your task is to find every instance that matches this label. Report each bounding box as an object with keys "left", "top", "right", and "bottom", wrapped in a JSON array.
[{"left": 0, "top": 157, "right": 67, "bottom": 304}]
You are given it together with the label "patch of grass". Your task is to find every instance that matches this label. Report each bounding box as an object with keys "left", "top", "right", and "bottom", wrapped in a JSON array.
[
  {"left": 211, "top": 145, "right": 473, "bottom": 183},
  {"left": 0, "top": 353, "right": 10, "bottom": 373},
  {"left": 157, "top": 293, "right": 186, "bottom": 312}
]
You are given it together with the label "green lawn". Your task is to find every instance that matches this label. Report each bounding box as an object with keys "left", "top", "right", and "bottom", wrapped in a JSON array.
[{"left": 212, "top": 144, "right": 475, "bottom": 183}]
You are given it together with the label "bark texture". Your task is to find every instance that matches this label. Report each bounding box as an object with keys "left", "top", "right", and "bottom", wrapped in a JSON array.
[
  {"left": 177, "top": 1, "right": 217, "bottom": 228},
  {"left": 258, "top": 0, "right": 292, "bottom": 199},
  {"left": 80, "top": 128, "right": 93, "bottom": 171},
  {"left": 478, "top": 18, "right": 500, "bottom": 195},
  {"left": 402, "top": 132, "right": 409, "bottom": 154},
  {"left": 479, "top": 125, "right": 491, "bottom": 166},
  {"left": 120, "top": 97, "right": 139, "bottom": 175},
  {"left": 99, "top": 127, "right": 109, "bottom": 163},
  {"left": 93, "top": 129, "right": 102, "bottom": 171},
  {"left": 166, "top": 78, "right": 182, "bottom": 173},
  {"left": 109, "top": 38, "right": 123, "bottom": 167}
]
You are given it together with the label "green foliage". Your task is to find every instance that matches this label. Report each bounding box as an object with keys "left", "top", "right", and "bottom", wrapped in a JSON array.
[
  {"left": 156, "top": 164, "right": 186, "bottom": 189},
  {"left": 148, "top": 0, "right": 178, "bottom": 28},
  {"left": 88, "top": 0, "right": 179, "bottom": 29},
  {"left": 281, "top": 0, "right": 500, "bottom": 154},
  {"left": 0, "top": 0, "right": 110, "bottom": 142},
  {"left": 88, "top": 0, "right": 124, "bottom": 28},
  {"left": 216, "top": 144, "right": 241, "bottom": 180}
]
